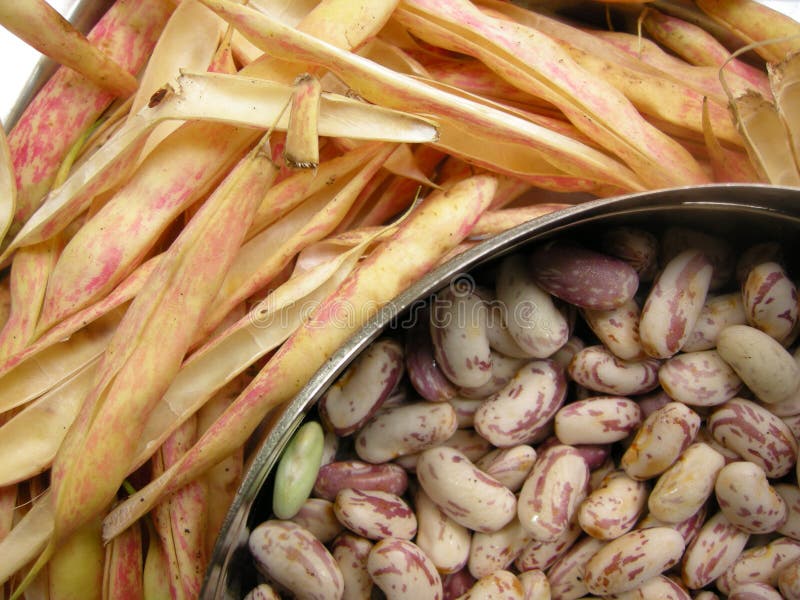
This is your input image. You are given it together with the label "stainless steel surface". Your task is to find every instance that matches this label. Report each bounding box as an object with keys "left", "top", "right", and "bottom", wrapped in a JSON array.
[{"left": 202, "top": 183, "right": 800, "bottom": 599}]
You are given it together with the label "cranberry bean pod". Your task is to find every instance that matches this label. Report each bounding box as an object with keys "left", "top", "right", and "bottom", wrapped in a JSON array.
[
  {"left": 578, "top": 469, "right": 648, "bottom": 540},
  {"left": 331, "top": 533, "right": 374, "bottom": 600},
  {"left": 639, "top": 248, "right": 713, "bottom": 359},
  {"left": 413, "top": 486, "right": 471, "bottom": 575},
  {"left": 568, "top": 345, "right": 661, "bottom": 396},
  {"left": 716, "top": 324, "right": 800, "bottom": 404},
  {"left": 681, "top": 510, "right": 751, "bottom": 589},
  {"left": 707, "top": 397, "right": 798, "bottom": 478},
  {"left": 554, "top": 396, "right": 642, "bottom": 445},
  {"left": 495, "top": 254, "right": 570, "bottom": 358},
  {"left": 658, "top": 350, "right": 742, "bottom": 407},
  {"left": 313, "top": 460, "right": 408, "bottom": 501},
  {"left": 249, "top": 520, "right": 344, "bottom": 600},
  {"left": 289, "top": 498, "right": 344, "bottom": 544},
  {"left": 716, "top": 537, "right": 800, "bottom": 594},
  {"left": 714, "top": 461, "right": 787, "bottom": 535},
  {"left": 474, "top": 359, "right": 567, "bottom": 447},
  {"left": 682, "top": 292, "right": 747, "bottom": 352},
  {"left": 318, "top": 338, "right": 404, "bottom": 436},
  {"left": 416, "top": 446, "right": 517, "bottom": 533},
  {"left": 517, "top": 444, "right": 589, "bottom": 541},
  {"left": 582, "top": 299, "right": 644, "bottom": 361},
  {"left": 583, "top": 526, "right": 686, "bottom": 596},
  {"left": 743, "top": 261, "right": 799, "bottom": 344},
  {"left": 621, "top": 402, "right": 701, "bottom": 480},
  {"left": 601, "top": 226, "right": 659, "bottom": 282},
  {"left": 367, "top": 538, "right": 443, "bottom": 600},
  {"left": 455, "top": 570, "right": 523, "bottom": 600},
  {"left": 648, "top": 442, "right": 726, "bottom": 524},
  {"left": 355, "top": 401, "right": 458, "bottom": 464},
  {"left": 474, "top": 444, "right": 537, "bottom": 492}
]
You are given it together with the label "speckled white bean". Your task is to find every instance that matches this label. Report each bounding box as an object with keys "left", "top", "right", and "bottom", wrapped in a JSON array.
[
  {"left": 546, "top": 535, "right": 607, "bottom": 600},
  {"left": 355, "top": 401, "right": 458, "bottom": 464},
  {"left": 248, "top": 520, "right": 344, "bottom": 600},
  {"left": 333, "top": 488, "right": 417, "bottom": 541},
  {"left": 517, "top": 569, "right": 550, "bottom": 600},
  {"left": 416, "top": 446, "right": 517, "bottom": 533},
  {"left": 475, "top": 444, "right": 537, "bottom": 492},
  {"left": 448, "top": 395, "right": 484, "bottom": 428},
  {"left": 716, "top": 536, "right": 800, "bottom": 595},
  {"left": 620, "top": 402, "right": 701, "bottom": 480},
  {"left": 647, "top": 442, "right": 726, "bottom": 524},
  {"left": 682, "top": 292, "right": 747, "bottom": 352},
  {"left": 707, "top": 397, "right": 799, "bottom": 478},
  {"left": 413, "top": 486, "right": 471, "bottom": 575},
  {"left": 639, "top": 248, "right": 713, "bottom": 359},
  {"left": 582, "top": 299, "right": 644, "bottom": 361},
  {"left": 517, "top": 444, "right": 590, "bottom": 541},
  {"left": 681, "top": 510, "right": 751, "bottom": 589},
  {"left": 605, "top": 575, "right": 691, "bottom": 600},
  {"left": 243, "top": 584, "right": 280, "bottom": 600},
  {"left": 455, "top": 570, "right": 524, "bottom": 600},
  {"left": 468, "top": 518, "right": 533, "bottom": 578},
  {"left": 514, "top": 518, "right": 583, "bottom": 572},
  {"left": 318, "top": 338, "right": 404, "bottom": 436},
  {"left": 289, "top": 498, "right": 344, "bottom": 544},
  {"left": 495, "top": 254, "right": 570, "bottom": 358},
  {"left": 583, "top": 526, "right": 685, "bottom": 596},
  {"left": 549, "top": 335, "right": 586, "bottom": 370},
  {"left": 743, "top": 261, "right": 799, "bottom": 344},
  {"left": 578, "top": 469, "right": 648, "bottom": 540},
  {"left": 716, "top": 324, "right": 800, "bottom": 404},
  {"left": 714, "top": 461, "right": 787, "bottom": 535},
  {"left": 778, "top": 559, "right": 800, "bottom": 599},
  {"left": 555, "top": 396, "right": 642, "bottom": 445},
  {"left": 658, "top": 350, "right": 742, "bottom": 407},
  {"left": 601, "top": 226, "right": 659, "bottom": 282},
  {"left": 331, "top": 533, "right": 374, "bottom": 600},
  {"left": 568, "top": 345, "right": 661, "bottom": 396},
  {"left": 430, "top": 287, "right": 492, "bottom": 389},
  {"left": 459, "top": 352, "right": 526, "bottom": 400},
  {"left": 736, "top": 241, "right": 784, "bottom": 283},
  {"left": 474, "top": 359, "right": 567, "bottom": 447},
  {"left": 762, "top": 347, "right": 800, "bottom": 417},
  {"left": 367, "top": 538, "right": 443, "bottom": 600},
  {"left": 727, "top": 582, "right": 783, "bottom": 600},
  {"left": 637, "top": 503, "right": 708, "bottom": 545},
  {"left": 776, "top": 483, "right": 800, "bottom": 540},
  {"left": 660, "top": 226, "right": 734, "bottom": 291}
]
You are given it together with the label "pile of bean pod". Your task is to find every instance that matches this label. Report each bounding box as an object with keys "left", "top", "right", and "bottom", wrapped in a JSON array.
[{"left": 245, "top": 223, "right": 800, "bottom": 600}]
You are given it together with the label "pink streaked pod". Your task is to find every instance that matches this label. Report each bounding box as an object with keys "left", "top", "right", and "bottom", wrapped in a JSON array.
[
  {"left": 313, "top": 460, "right": 408, "bottom": 502},
  {"left": 681, "top": 510, "right": 751, "bottom": 589},
  {"left": 620, "top": 402, "right": 701, "bottom": 480},
  {"left": 682, "top": 292, "right": 748, "bottom": 352},
  {"left": 717, "top": 325, "right": 800, "bottom": 405},
  {"left": 331, "top": 533, "right": 374, "bottom": 600},
  {"left": 554, "top": 396, "right": 642, "bottom": 445},
  {"left": 736, "top": 241, "right": 784, "bottom": 284},
  {"left": 514, "top": 518, "right": 582, "bottom": 572},
  {"left": 658, "top": 349, "right": 742, "bottom": 407},
  {"left": 494, "top": 254, "right": 569, "bottom": 358},
  {"left": 413, "top": 486, "right": 471, "bottom": 575},
  {"left": 289, "top": 498, "right": 344, "bottom": 544},
  {"left": 475, "top": 445, "right": 537, "bottom": 492},
  {"left": 367, "top": 538, "right": 443, "bottom": 600},
  {"left": 416, "top": 446, "right": 517, "bottom": 533},
  {"left": 601, "top": 226, "right": 659, "bottom": 282},
  {"left": 707, "top": 397, "right": 798, "bottom": 478},
  {"left": 243, "top": 584, "right": 281, "bottom": 600},
  {"left": 467, "top": 518, "right": 532, "bottom": 579},
  {"left": 318, "top": 338, "right": 404, "bottom": 436},
  {"left": 714, "top": 461, "right": 787, "bottom": 535},
  {"left": 443, "top": 569, "right": 476, "bottom": 600},
  {"left": 549, "top": 335, "right": 585, "bottom": 370},
  {"left": 639, "top": 248, "right": 713, "bottom": 359},
  {"left": 249, "top": 520, "right": 344, "bottom": 600},
  {"left": 546, "top": 535, "right": 607, "bottom": 600},
  {"left": 743, "top": 261, "right": 798, "bottom": 344},
  {"left": 568, "top": 345, "right": 661, "bottom": 396},
  {"left": 660, "top": 227, "right": 734, "bottom": 291},
  {"left": 776, "top": 483, "right": 800, "bottom": 540},
  {"left": 647, "top": 443, "right": 725, "bottom": 524},
  {"left": 582, "top": 299, "right": 644, "bottom": 361},
  {"left": 779, "top": 559, "right": 800, "bottom": 599},
  {"left": 606, "top": 575, "right": 692, "bottom": 600},
  {"left": 455, "top": 570, "right": 523, "bottom": 600},
  {"left": 517, "top": 444, "right": 590, "bottom": 541},
  {"left": 517, "top": 569, "right": 550, "bottom": 600},
  {"left": 578, "top": 469, "right": 648, "bottom": 540},
  {"left": 430, "top": 286, "right": 492, "bottom": 389},
  {"left": 405, "top": 314, "right": 458, "bottom": 402},
  {"left": 474, "top": 359, "right": 567, "bottom": 447},
  {"left": 528, "top": 240, "right": 639, "bottom": 310},
  {"left": 584, "top": 526, "right": 685, "bottom": 596},
  {"left": 727, "top": 582, "right": 783, "bottom": 600},
  {"left": 458, "top": 352, "right": 526, "bottom": 400},
  {"left": 355, "top": 401, "right": 457, "bottom": 464},
  {"left": 334, "top": 488, "right": 417, "bottom": 541},
  {"left": 716, "top": 536, "right": 800, "bottom": 595},
  {"left": 638, "top": 503, "right": 709, "bottom": 545}
]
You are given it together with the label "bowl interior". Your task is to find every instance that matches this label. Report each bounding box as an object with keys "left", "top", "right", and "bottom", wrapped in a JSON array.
[{"left": 201, "top": 183, "right": 800, "bottom": 599}]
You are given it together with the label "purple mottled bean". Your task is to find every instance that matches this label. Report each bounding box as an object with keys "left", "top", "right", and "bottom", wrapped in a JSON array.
[
  {"left": 443, "top": 569, "right": 476, "bottom": 600},
  {"left": 682, "top": 292, "right": 747, "bottom": 352},
  {"left": 455, "top": 570, "right": 523, "bottom": 600},
  {"left": 606, "top": 575, "right": 692, "bottom": 600},
  {"left": 244, "top": 584, "right": 280, "bottom": 600},
  {"left": 546, "top": 535, "right": 607, "bottom": 600},
  {"left": 517, "top": 569, "right": 550, "bottom": 600},
  {"left": 290, "top": 498, "right": 344, "bottom": 544},
  {"left": 776, "top": 484, "right": 800, "bottom": 540},
  {"left": 660, "top": 226, "right": 734, "bottom": 291},
  {"left": 467, "top": 518, "right": 532, "bottom": 579},
  {"left": 716, "top": 536, "right": 800, "bottom": 594},
  {"left": 528, "top": 240, "right": 639, "bottom": 310},
  {"left": 514, "top": 518, "right": 582, "bottom": 572},
  {"left": 658, "top": 349, "right": 742, "bottom": 407},
  {"left": 475, "top": 445, "right": 536, "bottom": 492},
  {"left": 714, "top": 461, "right": 787, "bottom": 535},
  {"left": 334, "top": 488, "right": 417, "bottom": 540},
  {"left": 578, "top": 469, "right": 648, "bottom": 540},
  {"left": 331, "top": 533, "right": 374, "bottom": 600},
  {"left": 602, "top": 226, "right": 659, "bottom": 282},
  {"left": 550, "top": 335, "right": 585, "bottom": 370},
  {"left": 448, "top": 395, "right": 483, "bottom": 428},
  {"left": 555, "top": 396, "right": 642, "bottom": 445},
  {"left": 413, "top": 486, "right": 471, "bottom": 575},
  {"left": 406, "top": 315, "right": 458, "bottom": 402},
  {"left": 681, "top": 510, "right": 751, "bottom": 589},
  {"left": 568, "top": 345, "right": 661, "bottom": 396},
  {"left": 727, "top": 582, "right": 783, "bottom": 600},
  {"left": 743, "top": 262, "right": 798, "bottom": 344},
  {"left": 736, "top": 241, "right": 784, "bottom": 284},
  {"left": 582, "top": 299, "right": 644, "bottom": 361},
  {"left": 313, "top": 460, "right": 408, "bottom": 501},
  {"left": 638, "top": 503, "right": 709, "bottom": 545},
  {"left": 778, "top": 559, "right": 800, "bottom": 599},
  {"left": 367, "top": 538, "right": 443, "bottom": 600},
  {"left": 458, "top": 352, "right": 526, "bottom": 400}
]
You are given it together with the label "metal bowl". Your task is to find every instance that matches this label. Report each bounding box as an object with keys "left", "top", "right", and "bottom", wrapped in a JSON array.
[{"left": 201, "top": 182, "right": 800, "bottom": 599}]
